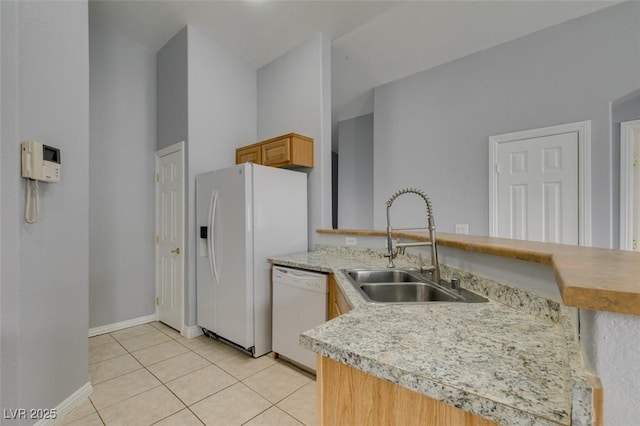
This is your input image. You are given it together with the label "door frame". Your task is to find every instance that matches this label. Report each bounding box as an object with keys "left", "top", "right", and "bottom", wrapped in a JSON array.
[
  {"left": 489, "top": 120, "right": 592, "bottom": 246},
  {"left": 155, "top": 141, "right": 186, "bottom": 333},
  {"left": 620, "top": 119, "right": 640, "bottom": 250}
]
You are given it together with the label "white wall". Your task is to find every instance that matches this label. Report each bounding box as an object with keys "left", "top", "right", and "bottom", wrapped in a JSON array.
[
  {"left": 372, "top": 1, "right": 640, "bottom": 249},
  {"left": 580, "top": 310, "right": 640, "bottom": 425},
  {"left": 89, "top": 21, "right": 157, "bottom": 328},
  {"left": 1, "top": 0, "right": 90, "bottom": 421},
  {"left": 337, "top": 113, "right": 374, "bottom": 229},
  {"left": 257, "top": 33, "right": 332, "bottom": 248}
]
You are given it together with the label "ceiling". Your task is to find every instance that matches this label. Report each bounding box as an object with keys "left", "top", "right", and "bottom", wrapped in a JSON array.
[{"left": 89, "top": 0, "right": 619, "bottom": 123}]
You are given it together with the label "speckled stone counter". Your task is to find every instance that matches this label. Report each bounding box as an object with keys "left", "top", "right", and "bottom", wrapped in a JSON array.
[
  {"left": 317, "top": 228, "right": 640, "bottom": 316},
  {"left": 270, "top": 246, "right": 596, "bottom": 426}
]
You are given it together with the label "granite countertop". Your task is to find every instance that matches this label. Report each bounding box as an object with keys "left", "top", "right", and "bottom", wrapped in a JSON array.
[
  {"left": 317, "top": 228, "right": 640, "bottom": 316},
  {"left": 270, "top": 246, "right": 595, "bottom": 426}
]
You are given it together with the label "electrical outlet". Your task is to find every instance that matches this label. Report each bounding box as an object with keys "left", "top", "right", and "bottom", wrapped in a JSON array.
[
  {"left": 384, "top": 238, "right": 399, "bottom": 250},
  {"left": 345, "top": 237, "right": 357, "bottom": 246},
  {"left": 455, "top": 224, "right": 469, "bottom": 234}
]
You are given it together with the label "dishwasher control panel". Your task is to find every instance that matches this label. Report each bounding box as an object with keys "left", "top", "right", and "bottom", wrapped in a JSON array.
[{"left": 272, "top": 266, "right": 328, "bottom": 293}]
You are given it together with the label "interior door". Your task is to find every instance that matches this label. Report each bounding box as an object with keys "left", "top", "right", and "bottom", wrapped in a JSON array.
[
  {"left": 156, "top": 143, "right": 184, "bottom": 331},
  {"left": 495, "top": 132, "right": 579, "bottom": 244},
  {"left": 619, "top": 120, "right": 640, "bottom": 251},
  {"left": 636, "top": 129, "right": 640, "bottom": 251}
]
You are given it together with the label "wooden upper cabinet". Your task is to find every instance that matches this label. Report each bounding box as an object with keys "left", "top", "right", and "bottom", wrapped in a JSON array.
[
  {"left": 236, "top": 133, "right": 313, "bottom": 169},
  {"left": 262, "top": 137, "right": 292, "bottom": 167},
  {"left": 236, "top": 145, "right": 261, "bottom": 164}
]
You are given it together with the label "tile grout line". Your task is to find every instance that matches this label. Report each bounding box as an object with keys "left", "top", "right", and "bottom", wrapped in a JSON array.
[
  {"left": 141, "top": 336, "right": 276, "bottom": 424},
  {"left": 92, "top": 326, "right": 194, "bottom": 384},
  {"left": 240, "top": 374, "right": 310, "bottom": 406},
  {"left": 89, "top": 323, "right": 315, "bottom": 425},
  {"left": 90, "top": 362, "right": 145, "bottom": 387},
  {"left": 185, "top": 407, "right": 207, "bottom": 426},
  {"left": 88, "top": 397, "right": 106, "bottom": 426},
  {"left": 144, "top": 343, "right": 276, "bottom": 424},
  {"left": 90, "top": 330, "right": 170, "bottom": 416},
  {"left": 92, "top": 329, "right": 183, "bottom": 423},
  {"left": 88, "top": 339, "right": 128, "bottom": 367},
  {"left": 109, "top": 326, "right": 242, "bottom": 424},
  {"left": 238, "top": 404, "right": 274, "bottom": 426}
]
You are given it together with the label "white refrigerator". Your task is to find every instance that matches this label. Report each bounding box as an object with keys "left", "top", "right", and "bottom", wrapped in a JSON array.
[{"left": 196, "top": 163, "right": 308, "bottom": 357}]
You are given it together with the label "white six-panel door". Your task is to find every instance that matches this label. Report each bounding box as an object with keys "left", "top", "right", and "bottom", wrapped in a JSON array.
[
  {"left": 637, "top": 128, "right": 640, "bottom": 251},
  {"left": 490, "top": 121, "right": 591, "bottom": 246},
  {"left": 620, "top": 120, "right": 640, "bottom": 251},
  {"left": 496, "top": 132, "right": 578, "bottom": 244},
  {"left": 156, "top": 142, "right": 184, "bottom": 332}
]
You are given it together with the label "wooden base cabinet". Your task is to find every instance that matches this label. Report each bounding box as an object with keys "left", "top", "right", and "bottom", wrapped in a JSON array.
[
  {"left": 328, "top": 275, "right": 351, "bottom": 319},
  {"left": 317, "top": 356, "right": 498, "bottom": 426}
]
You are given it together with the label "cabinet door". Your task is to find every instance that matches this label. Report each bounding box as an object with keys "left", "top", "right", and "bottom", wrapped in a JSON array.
[
  {"left": 262, "top": 138, "right": 291, "bottom": 167},
  {"left": 236, "top": 146, "right": 261, "bottom": 164},
  {"left": 318, "top": 356, "right": 500, "bottom": 426},
  {"left": 329, "top": 275, "right": 351, "bottom": 319}
]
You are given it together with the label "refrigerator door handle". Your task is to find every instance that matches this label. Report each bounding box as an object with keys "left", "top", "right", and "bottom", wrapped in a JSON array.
[{"left": 208, "top": 190, "right": 220, "bottom": 284}]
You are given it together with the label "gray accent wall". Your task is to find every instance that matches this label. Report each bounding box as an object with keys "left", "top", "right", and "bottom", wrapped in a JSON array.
[
  {"left": 185, "top": 26, "right": 257, "bottom": 328},
  {"left": 156, "top": 28, "right": 189, "bottom": 329},
  {"left": 157, "top": 27, "right": 188, "bottom": 152},
  {"left": 257, "top": 33, "right": 332, "bottom": 249},
  {"left": 373, "top": 1, "right": 640, "bottom": 249},
  {"left": 337, "top": 113, "right": 374, "bottom": 229},
  {"left": 157, "top": 26, "right": 257, "bottom": 328},
  {"left": 1, "top": 0, "right": 90, "bottom": 421},
  {"left": 89, "top": 21, "right": 157, "bottom": 328},
  {"left": 371, "top": 4, "right": 640, "bottom": 423}
]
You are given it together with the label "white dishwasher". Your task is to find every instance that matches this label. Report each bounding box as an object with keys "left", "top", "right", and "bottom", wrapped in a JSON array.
[{"left": 272, "top": 266, "right": 328, "bottom": 372}]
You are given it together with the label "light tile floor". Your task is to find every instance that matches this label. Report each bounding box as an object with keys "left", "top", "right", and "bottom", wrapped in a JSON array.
[{"left": 63, "top": 322, "right": 317, "bottom": 425}]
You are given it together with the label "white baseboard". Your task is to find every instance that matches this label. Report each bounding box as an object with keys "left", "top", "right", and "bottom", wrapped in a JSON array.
[
  {"left": 182, "top": 325, "right": 203, "bottom": 339},
  {"left": 88, "top": 313, "right": 158, "bottom": 337},
  {"left": 33, "top": 382, "right": 92, "bottom": 426}
]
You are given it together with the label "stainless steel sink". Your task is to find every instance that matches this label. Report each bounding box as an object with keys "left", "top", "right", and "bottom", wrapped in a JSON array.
[
  {"left": 342, "top": 268, "right": 488, "bottom": 304},
  {"left": 345, "top": 269, "right": 422, "bottom": 283},
  {"left": 360, "top": 283, "right": 460, "bottom": 303}
]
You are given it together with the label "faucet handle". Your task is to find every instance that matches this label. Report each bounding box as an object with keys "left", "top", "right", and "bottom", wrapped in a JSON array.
[
  {"left": 383, "top": 246, "right": 397, "bottom": 268},
  {"left": 397, "top": 240, "right": 406, "bottom": 255}
]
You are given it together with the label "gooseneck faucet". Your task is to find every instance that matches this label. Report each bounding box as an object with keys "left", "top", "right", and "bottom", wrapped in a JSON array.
[{"left": 385, "top": 188, "right": 440, "bottom": 283}]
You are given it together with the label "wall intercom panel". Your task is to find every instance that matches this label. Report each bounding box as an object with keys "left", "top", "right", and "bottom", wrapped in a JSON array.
[{"left": 21, "top": 141, "right": 61, "bottom": 182}]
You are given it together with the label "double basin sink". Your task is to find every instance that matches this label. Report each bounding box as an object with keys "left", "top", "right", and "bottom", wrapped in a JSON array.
[{"left": 342, "top": 268, "right": 488, "bottom": 304}]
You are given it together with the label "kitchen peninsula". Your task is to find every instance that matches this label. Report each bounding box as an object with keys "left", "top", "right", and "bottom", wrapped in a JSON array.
[
  {"left": 316, "top": 229, "right": 640, "bottom": 317},
  {"left": 267, "top": 229, "right": 639, "bottom": 425}
]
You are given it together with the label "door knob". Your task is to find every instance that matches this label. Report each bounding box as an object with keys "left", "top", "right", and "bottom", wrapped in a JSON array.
[{"left": 171, "top": 247, "right": 181, "bottom": 254}]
